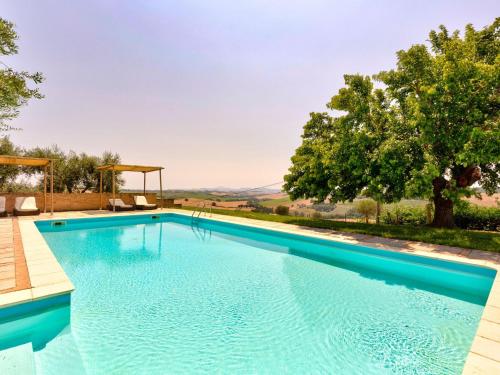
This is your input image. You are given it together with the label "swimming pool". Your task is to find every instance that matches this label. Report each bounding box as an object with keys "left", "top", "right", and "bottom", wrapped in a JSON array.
[{"left": 0, "top": 213, "right": 496, "bottom": 374}]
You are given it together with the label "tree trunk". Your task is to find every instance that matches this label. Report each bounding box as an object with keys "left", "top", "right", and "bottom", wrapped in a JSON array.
[
  {"left": 430, "top": 165, "right": 481, "bottom": 228},
  {"left": 431, "top": 177, "right": 454, "bottom": 228},
  {"left": 376, "top": 201, "right": 381, "bottom": 224},
  {"left": 432, "top": 197, "right": 454, "bottom": 227},
  {"left": 425, "top": 202, "right": 433, "bottom": 224}
]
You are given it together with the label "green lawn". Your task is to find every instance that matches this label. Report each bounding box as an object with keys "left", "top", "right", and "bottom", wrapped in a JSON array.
[
  {"left": 259, "top": 196, "right": 292, "bottom": 207},
  {"left": 182, "top": 207, "right": 500, "bottom": 253}
]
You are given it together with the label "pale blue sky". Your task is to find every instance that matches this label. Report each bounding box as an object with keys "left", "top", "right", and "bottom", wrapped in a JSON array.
[{"left": 2, "top": 1, "right": 498, "bottom": 189}]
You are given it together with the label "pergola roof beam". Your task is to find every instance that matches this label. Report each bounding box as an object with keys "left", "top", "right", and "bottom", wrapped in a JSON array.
[
  {"left": 0, "top": 155, "right": 51, "bottom": 167},
  {"left": 97, "top": 164, "right": 163, "bottom": 173}
]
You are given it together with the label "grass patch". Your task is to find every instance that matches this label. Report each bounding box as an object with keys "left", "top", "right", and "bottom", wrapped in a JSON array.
[
  {"left": 182, "top": 207, "right": 500, "bottom": 253},
  {"left": 259, "top": 196, "right": 292, "bottom": 208}
]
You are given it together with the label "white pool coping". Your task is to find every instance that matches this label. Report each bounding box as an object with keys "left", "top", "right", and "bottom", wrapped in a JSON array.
[{"left": 0, "top": 208, "right": 498, "bottom": 374}]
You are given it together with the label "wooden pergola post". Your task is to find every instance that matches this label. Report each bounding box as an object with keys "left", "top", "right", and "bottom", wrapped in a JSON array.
[
  {"left": 99, "top": 170, "right": 103, "bottom": 210},
  {"left": 43, "top": 165, "right": 47, "bottom": 213},
  {"left": 159, "top": 169, "right": 163, "bottom": 209},
  {"left": 50, "top": 160, "right": 54, "bottom": 215},
  {"left": 143, "top": 172, "right": 146, "bottom": 196},
  {"left": 112, "top": 168, "right": 116, "bottom": 212}
]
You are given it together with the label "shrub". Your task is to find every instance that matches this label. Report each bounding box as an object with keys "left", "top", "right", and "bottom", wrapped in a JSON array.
[
  {"left": 275, "top": 205, "right": 290, "bottom": 215},
  {"left": 381, "top": 203, "right": 499, "bottom": 231},
  {"left": 249, "top": 201, "right": 273, "bottom": 214},
  {"left": 345, "top": 207, "right": 363, "bottom": 219},
  {"left": 311, "top": 211, "right": 322, "bottom": 219},
  {"left": 321, "top": 212, "right": 339, "bottom": 219},
  {"left": 381, "top": 205, "right": 427, "bottom": 225},
  {"left": 355, "top": 199, "right": 377, "bottom": 223},
  {"left": 455, "top": 205, "right": 500, "bottom": 231},
  {"left": 310, "top": 203, "right": 336, "bottom": 212}
]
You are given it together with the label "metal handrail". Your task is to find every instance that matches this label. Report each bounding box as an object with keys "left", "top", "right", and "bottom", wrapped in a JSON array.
[
  {"left": 191, "top": 202, "right": 204, "bottom": 218},
  {"left": 191, "top": 201, "right": 212, "bottom": 221}
]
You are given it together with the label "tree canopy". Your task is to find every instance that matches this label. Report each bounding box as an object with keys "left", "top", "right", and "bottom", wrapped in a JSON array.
[
  {"left": 0, "top": 135, "right": 21, "bottom": 187},
  {"left": 284, "top": 19, "right": 500, "bottom": 227},
  {"left": 0, "top": 18, "right": 43, "bottom": 132},
  {"left": 0, "top": 136, "right": 123, "bottom": 193}
]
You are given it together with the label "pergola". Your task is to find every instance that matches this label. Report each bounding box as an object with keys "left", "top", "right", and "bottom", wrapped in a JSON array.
[
  {"left": 96, "top": 164, "right": 164, "bottom": 211},
  {"left": 0, "top": 155, "right": 54, "bottom": 214}
]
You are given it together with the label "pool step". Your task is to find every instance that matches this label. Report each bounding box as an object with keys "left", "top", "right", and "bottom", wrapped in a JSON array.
[{"left": 0, "top": 343, "right": 36, "bottom": 375}]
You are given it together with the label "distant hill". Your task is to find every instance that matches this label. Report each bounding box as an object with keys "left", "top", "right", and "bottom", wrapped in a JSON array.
[{"left": 121, "top": 188, "right": 282, "bottom": 201}]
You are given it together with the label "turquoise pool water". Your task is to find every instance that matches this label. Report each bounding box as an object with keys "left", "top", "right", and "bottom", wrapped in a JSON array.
[{"left": 0, "top": 214, "right": 496, "bottom": 374}]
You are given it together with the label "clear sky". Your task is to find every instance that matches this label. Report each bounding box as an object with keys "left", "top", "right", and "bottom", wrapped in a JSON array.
[{"left": 2, "top": 1, "right": 498, "bottom": 189}]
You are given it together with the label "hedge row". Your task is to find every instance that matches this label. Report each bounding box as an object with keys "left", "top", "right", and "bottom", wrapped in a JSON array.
[
  {"left": 381, "top": 204, "right": 499, "bottom": 231},
  {"left": 455, "top": 206, "right": 500, "bottom": 232}
]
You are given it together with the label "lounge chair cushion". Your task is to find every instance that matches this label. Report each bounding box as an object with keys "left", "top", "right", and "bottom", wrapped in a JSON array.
[
  {"left": 134, "top": 196, "right": 155, "bottom": 206},
  {"left": 109, "top": 199, "right": 133, "bottom": 208},
  {"left": 134, "top": 196, "right": 149, "bottom": 206},
  {"left": 134, "top": 196, "right": 157, "bottom": 209},
  {"left": 15, "top": 197, "right": 38, "bottom": 211}
]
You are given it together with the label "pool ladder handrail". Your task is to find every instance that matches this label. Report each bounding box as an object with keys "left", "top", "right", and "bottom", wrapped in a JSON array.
[
  {"left": 191, "top": 224, "right": 212, "bottom": 242},
  {"left": 191, "top": 201, "right": 212, "bottom": 222}
]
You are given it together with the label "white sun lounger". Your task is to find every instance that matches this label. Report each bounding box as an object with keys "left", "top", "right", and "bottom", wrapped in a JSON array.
[
  {"left": 14, "top": 197, "right": 40, "bottom": 216},
  {"left": 133, "top": 196, "right": 157, "bottom": 210},
  {"left": 108, "top": 198, "right": 134, "bottom": 211},
  {"left": 0, "top": 196, "right": 7, "bottom": 217}
]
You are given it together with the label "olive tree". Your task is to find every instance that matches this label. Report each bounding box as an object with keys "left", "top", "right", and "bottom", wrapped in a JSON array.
[
  {"left": 0, "top": 136, "right": 21, "bottom": 187},
  {"left": 0, "top": 18, "right": 43, "bottom": 132},
  {"left": 24, "top": 148, "right": 123, "bottom": 193},
  {"left": 355, "top": 199, "right": 377, "bottom": 224}
]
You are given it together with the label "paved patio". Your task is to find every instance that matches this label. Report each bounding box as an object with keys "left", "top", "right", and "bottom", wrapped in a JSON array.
[{"left": 0, "top": 218, "right": 31, "bottom": 294}]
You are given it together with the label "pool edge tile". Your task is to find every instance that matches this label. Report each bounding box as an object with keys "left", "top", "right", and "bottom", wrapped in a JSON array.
[
  {"left": 469, "top": 336, "right": 500, "bottom": 363},
  {"left": 0, "top": 289, "right": 32, "bottom": 308},
  {"left": 31, "top": 281, "right": 75, "bottom": 301},
  {"left": 476, "top": 320, "right": 500, "bottom": 343},
  {"left": 462, "top": 352, "right": 500, "bottom": 375},
  {"left": 482, "top": 305, "right": 500, "bottom": 324}
]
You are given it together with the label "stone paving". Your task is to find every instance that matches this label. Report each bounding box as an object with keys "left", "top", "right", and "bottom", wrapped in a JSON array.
[
  {"left": 0, "top": 218, "right": 30, "bottom": 293},
  {"left": 0, "top": 219, "right": 15, "bottom": 291}
]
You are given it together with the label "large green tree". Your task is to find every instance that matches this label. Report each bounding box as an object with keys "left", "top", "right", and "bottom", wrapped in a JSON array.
[
  {"left": 284, "top": 20, "right": 500, "bottom": 228},
  {"left": 0, "top": 18, "right": 43, "bottom": 132}
]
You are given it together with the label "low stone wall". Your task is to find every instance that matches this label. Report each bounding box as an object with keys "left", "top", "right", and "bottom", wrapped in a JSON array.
[
  {"left": 158, "top": 198, "right": 180, "bottom": 208},
  {"left": 0, "top": 193, "right": 158, "bottom": 213}
]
